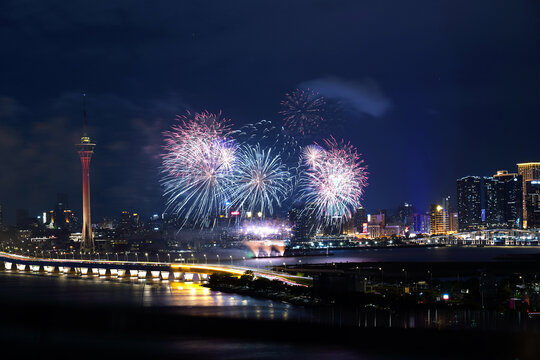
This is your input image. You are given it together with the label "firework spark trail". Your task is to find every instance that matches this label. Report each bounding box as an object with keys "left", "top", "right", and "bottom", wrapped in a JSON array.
[
  {"left": 232, "top": 144, "right": 292, "bottom": 216},
  {"left": 161, "top": 111, "right": 237, "bottom": 227},
  {"left": 298, "top": 137, "right": 368, "bottom": 224},
  {"left": 279, "top": 88, "right": 326, "bottom": 135}
]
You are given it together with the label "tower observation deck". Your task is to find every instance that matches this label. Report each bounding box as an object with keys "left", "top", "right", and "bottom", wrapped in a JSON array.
[{"left": 76, "top": 94, "right": 95, "bottom": 252}]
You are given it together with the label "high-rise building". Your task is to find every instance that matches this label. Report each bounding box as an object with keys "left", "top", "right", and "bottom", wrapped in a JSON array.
[
  {"left": 524, "top": 180, "right": 540, "bottom": 229},
  {"left": 353, "top": 207, "right": 368, "bottom": 233},
  {"left": 288, "top": 204, "right": 316, "bottom": 242},
  {"left": 517, "top": 163, "right": 540, "bottom": 229},
  {"left": 430, "top": 204, "right": 449, "bottom": 234},
  {"left": 397, "top": 202, "right": 414, "bottom": 227},
  {"left": 493, "top": 170, "right": 523, "bottom": 228},
  {"left": 413, "top": 212, "right": 430, "bottom": 234},
  {"left": 449, "top": 212, "right": 458, "bottom": 233},
  {"left": 457, "top": 176, "right": 483, "bottom": 231},
  {"left": 76, "top": 94, "right": 96, "bottom": 252},
  {"left": 484, "top": 177, "right": 506, "bottom": 228}
]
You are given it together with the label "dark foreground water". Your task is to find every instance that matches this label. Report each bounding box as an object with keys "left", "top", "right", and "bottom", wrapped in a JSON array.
[
  {"left": 1, "top": 271, "right": 539, "bottom": 333},
  {"left": 1, "top": 269, "right": 539, "bottom": 359}
]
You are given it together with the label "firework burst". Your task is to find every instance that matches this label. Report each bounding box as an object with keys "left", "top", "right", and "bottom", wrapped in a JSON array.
[
  {"left": 298, "top": 137, "right": 368, "bottom": 224},
  {"left": 279, "top": 88, "right": 326, "bottom": 135},
  {"left": 161, "top": 111, "right": 237, "bottom": 227},
  {"left": 232, "top": 144, "right": 292, "bottom": 216}
]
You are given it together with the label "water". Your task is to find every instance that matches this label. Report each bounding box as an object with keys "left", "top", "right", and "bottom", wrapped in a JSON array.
[
  {"left": 1, "top": 270, "right": 538, "bottom": 333},
  {"left": 197, "top": 245, "right": 540, "bottom": 267}
]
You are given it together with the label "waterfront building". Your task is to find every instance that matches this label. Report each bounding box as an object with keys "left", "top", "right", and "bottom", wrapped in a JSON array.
[
  {"left": 493, "top": 170, "right": 523, "bottom": 228},
  {"left": 288, "top": 204, "right": 316, "bottom": 242},
  {"left": 457, "top": 176, "right": 483, "bottom": 231},
  {"left": 524, "top": 180, "right": 540, "bottom": 229},
  {"left": 413, "top": 212, "right": 430, "bottom": 234},
  {"left": 449, "top": 212, "right": 458, "bottom": 233},
  {"left": 484, "top": 177, "right": 506, "bottom": 228},
  {"left": 517, "top": 163, "right": 540, "bottom": 228},
  {"left": 397, "top": 202, "right": 414, "bottom": 227},
  {"left": 430, "top": 204, "right": 449, "bottom": 235},
  {"left": 457, "top": 174, "right": 520, "bottom": 231},
  {"left": 353, "top": 207, "right": 368, "bottom": 234}
]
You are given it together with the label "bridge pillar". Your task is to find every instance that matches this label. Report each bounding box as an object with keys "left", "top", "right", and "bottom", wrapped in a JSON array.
[
  {"left": 192, "top": 273, "right": 200, "bottom": 283},
  {"left": 171, "top": 271, "right": 183, "bottom": 280},
  {"left": 160, "top": 271, "right": 170, "bottom": 280},
  {"left": 98, "top": 268, "right": 108, "bottom": 276}
]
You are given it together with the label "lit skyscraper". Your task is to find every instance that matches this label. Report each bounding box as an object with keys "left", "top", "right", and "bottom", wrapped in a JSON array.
[
  {"left": 524, "top": 180, "right": 540, "bottom": 229},
  {"left": 493, "top": 170, "right": 522, "bottom": 228},
  {"left": 430, "top": 204, "right": 448, "bottom": 235},
  {"left": 457, "top": 176, "right": 483, "bottom": 231},
  {"left": 517, "top": 163, "right": 540, "bottom": 229},
  {"left": 76, "top": 94, "right": 95, "bottom": 252}
]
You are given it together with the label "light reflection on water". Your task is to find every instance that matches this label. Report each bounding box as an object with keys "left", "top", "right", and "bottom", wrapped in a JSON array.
[{"left": 0, "top": 271, "right": 539, "bottom": 332}]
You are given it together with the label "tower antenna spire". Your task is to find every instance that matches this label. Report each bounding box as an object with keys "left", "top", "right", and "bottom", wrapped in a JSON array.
[{"left": 83, "top": 92, "right": 87, "bottom": 137}]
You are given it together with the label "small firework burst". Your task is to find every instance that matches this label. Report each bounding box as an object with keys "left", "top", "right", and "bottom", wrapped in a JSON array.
[{"left": 279, "top": 88, "right": 326, "bottom": 135}]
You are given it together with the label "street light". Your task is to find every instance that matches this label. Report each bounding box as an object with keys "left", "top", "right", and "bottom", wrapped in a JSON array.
[
  {"left": 135, "top": 253, "right": 139, "bottom": 262},
  {"left": 379, "top": 267, "right": 384, "bottom": 284},
  {"left": 203, "top": 254, "right": 207, "bottom": 264},
  {"left": 229, "top": 255, "right": 233, "bottom": 265},
  {"left": 167, "top": 253, "right": 171, "bottom": 263},
  {"left": 156, "top": 253, "right": 160, "bottom": 263},
  {"left": 145, "top": 253, "right": 149, "bottom": 262},
  {"left": 217, "top": 254, "right": 220, "bottom": 265}
]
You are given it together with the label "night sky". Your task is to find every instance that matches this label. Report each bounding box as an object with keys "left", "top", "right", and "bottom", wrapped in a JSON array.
[{"left": 1, "top": 1, "right": 539, "bottom": 224}]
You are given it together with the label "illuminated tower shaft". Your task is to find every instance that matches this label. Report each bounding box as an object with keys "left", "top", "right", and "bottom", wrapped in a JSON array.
[{"left": 77, "top": 94, "right": 95, "bottom": 251}]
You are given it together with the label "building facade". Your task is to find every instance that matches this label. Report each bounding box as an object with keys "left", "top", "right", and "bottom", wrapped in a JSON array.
[
  {"left": 493, "top": 170, "right": 523, "bottom": 228},
  {"left": 430, "top": 204, "right": 449, "bottom": 235},
  {"left": 517, "top": 163, "right": 540, "bottom": 229},
  {"left": 524, "top": 180, "right": 540, "bottom": 229},
  {"left": 457, "top": 176, "right": 483, "bottom": 231}
]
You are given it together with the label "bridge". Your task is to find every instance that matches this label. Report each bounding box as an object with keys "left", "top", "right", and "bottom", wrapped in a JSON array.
[{"left": 0, "top": 251, "right": 310, "bottom": 286}]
